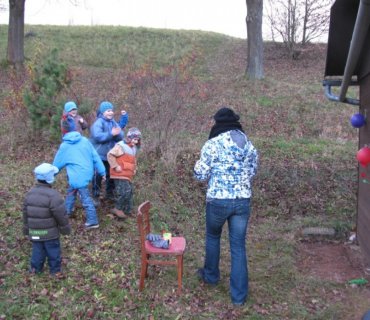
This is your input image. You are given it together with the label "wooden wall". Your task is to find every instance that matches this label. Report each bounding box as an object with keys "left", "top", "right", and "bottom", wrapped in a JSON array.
[{"left": 358, "top": 73, "right": 370, "bottom": 264}]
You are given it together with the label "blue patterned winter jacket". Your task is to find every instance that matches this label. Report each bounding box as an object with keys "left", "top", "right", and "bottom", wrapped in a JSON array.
[{"left": 194, "top": 130, "right": 258, "bottom": 199}]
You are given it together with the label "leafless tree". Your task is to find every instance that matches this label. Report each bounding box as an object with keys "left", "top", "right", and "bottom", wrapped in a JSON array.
[
  {"left": 246, "top": 0, "right": 264, "bottom": 80},
  {"left": 265, "top": 0, "right": 333, "bottom": 58},
  {"left": 300, "top": 0, "right": 332, "bottom": 44}
]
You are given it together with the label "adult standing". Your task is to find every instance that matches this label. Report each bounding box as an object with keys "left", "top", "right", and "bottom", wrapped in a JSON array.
[
  {"left": 90, "top": 101, "right": 128, "bottom": 204},
  {"left": 194, "top": 106, "right": 258, "bottom": 306}
]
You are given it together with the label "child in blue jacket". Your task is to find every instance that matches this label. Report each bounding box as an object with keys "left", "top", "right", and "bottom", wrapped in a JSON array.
[
  {"left": 53, "top": 130, "right": 106, "bottom": 230},
  {"left": 90, "top": 101, "right": 128, "bottom": 204}
]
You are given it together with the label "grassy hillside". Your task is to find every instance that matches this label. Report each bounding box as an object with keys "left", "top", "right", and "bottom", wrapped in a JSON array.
[{"left": 0, "top": 25, "right": 367, "bottom": 319}]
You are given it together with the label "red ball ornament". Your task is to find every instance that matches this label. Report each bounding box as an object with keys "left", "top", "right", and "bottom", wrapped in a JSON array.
[{"left": 357, "top": 147, "right": 370, "bottom": 167}]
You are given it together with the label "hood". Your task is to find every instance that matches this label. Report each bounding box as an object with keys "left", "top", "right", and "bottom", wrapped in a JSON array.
[
  {"left": 62, "top": 131, "right": 82, "bottom": 144},
  {"left": 230, "top": 130, "right": 248, "bottom": 161}
]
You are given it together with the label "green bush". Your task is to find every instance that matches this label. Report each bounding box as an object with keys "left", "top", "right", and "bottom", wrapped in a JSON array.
[{"left": 23, "top": 48, "right": 71, "bottom": 140}]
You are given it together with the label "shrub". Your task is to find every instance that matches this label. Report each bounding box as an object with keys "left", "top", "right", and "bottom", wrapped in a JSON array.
[
  {"left": 23, "top": 48, "right": 71, "bottom": 140},
  {"left": 125, "top": 51, "right": 209, "bottom": 160}
]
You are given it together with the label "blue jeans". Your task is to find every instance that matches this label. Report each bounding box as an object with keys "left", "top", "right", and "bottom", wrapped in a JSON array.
[
  {"left": 203, "top": 198, "right": 251, "bottom": 305},
  {"left": 65, "top": 186, "right": 99, "bottom": 225},
  {"left": 30, "top": 239, "right": 61, "bottom": 274}
]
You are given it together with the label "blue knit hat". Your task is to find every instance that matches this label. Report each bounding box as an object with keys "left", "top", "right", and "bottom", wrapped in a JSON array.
[
  {"left": 34, "top": 163, "right": 59, "bottom": 184},
  {"left": 64, "top": 101, "right": 78, "bottom": 113},
  {"left": 99, "top": 101, "right": 114, "bottom": 114}
]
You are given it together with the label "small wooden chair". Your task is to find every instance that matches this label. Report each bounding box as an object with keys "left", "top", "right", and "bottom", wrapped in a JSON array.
[{"left": 137, "top": 201, "right": 186, "bottom": 294}]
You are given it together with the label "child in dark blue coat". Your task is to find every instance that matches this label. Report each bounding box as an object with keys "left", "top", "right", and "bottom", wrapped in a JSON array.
[{"left": 90, "top": 101, "right": 128, "bottom": 204}]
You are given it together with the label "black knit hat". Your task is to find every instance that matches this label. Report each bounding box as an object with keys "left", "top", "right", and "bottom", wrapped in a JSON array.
[
  {"left": 214, "top": 107, "right": 240, "bottom": 123},
  {"left": 208, "top": 107, "right": 244, "bottom": 139}
]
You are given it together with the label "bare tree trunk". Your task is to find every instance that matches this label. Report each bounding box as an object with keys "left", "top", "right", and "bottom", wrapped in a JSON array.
[
  {"left": 7, "top": 0, "right": 25, "bottom": 67},
  {"left": 246, "top": 0, "right": 264, "bottom": 80},
  {"left": 301, "top": 0, "right": 308, "bottom": 44}
]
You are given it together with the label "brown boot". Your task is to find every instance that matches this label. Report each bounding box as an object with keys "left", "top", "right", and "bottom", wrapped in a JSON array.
[{"left": 111, "top": 208, "right": 127, "bottom": 219}]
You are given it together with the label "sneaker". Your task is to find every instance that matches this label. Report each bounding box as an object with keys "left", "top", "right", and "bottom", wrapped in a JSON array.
[
  {"left": 111, "top": 208, "right": 127, "bottom": 219},
  {"left": 85, "top": 223, "right": 99, "bottom": 230}
]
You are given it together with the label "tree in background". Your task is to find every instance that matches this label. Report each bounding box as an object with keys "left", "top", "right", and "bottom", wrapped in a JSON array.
[
  {"left": 266, "top": 0, "right": 333, "bottom": 58},
  {"left": 4, "top": 0, "right": 81, "bottom": 66},
  {"left": 7, "top": 0, "right": 25, "bottom": 67},
  {"left": 246, "top": 0, "right": 264, "bottom": 80},
  {"left": 300, "top": 0, "right": 332, "bottom": 44}
]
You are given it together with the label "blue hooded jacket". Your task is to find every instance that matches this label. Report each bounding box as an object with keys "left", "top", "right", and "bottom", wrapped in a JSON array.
[
  {"left": 53, "top": 132, "right": 106, "bottom": 189},
  {"left": 89, "top": 112, "right": 128, "bottom": 161}
]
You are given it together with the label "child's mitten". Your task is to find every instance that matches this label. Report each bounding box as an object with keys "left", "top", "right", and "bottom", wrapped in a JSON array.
[
  {"left": 146, "top": 233, "right": 170, "bottom": 249},
  {"left": 146, "top": 233, "right": 162, "bottom": 242},
  {"left": 151, "top": 239, "right": 170, "bottom": 249}
]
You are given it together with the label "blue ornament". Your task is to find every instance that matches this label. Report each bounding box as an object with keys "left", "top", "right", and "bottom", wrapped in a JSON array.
[{"left": 351, "top": 113, "right": 366, "bottom": 128}]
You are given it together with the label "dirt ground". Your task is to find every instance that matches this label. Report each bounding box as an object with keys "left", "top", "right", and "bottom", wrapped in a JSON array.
[{"left": 297, "top": 240, "right": 370, "bottom": 318}]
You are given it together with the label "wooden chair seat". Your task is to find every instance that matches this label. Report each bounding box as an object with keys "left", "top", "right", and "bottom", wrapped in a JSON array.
[
  {"left": 145, "top": 237, "right": 186, "bottom": 254},
  {"left": 137, "top": 201, "right": 186, "bottom": 294}
]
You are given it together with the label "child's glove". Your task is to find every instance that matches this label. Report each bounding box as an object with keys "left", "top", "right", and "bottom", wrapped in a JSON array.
[
  {"left": 146, "top": 233, "right": 162, "bottom": 242},
  {"left": 146, "top": 233, "right": 170, "bottom": 249},
  {"left": 151, "top": 239, "right": 170, "bottom": 249}
]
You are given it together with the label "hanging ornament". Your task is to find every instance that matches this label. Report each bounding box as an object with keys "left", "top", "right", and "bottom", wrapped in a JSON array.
[
  {"left": 357, "top": 146, "right": 370, "bottom": 167},
  {"left": 351, "top": 113, "right": 366, "bottom": 128}
]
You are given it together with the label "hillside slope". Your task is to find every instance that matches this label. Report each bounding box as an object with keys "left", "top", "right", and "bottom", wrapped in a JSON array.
[{"left": 0, "top": 26, "right": 367, "bottom": 320}]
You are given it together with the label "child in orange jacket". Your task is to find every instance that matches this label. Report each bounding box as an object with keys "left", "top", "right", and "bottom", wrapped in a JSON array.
[{"left": 107, "top": 127, "right": 141, "bottom": 218}]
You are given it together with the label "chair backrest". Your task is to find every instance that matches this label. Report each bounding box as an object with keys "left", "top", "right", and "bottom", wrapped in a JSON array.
[{"left": 137, "top": 201, "right": 152, "bottom": 251}]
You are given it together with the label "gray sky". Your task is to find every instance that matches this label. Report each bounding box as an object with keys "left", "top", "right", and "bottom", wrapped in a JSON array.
[{"left": 0, "top": 0, "right": 248, "bottom": 39}]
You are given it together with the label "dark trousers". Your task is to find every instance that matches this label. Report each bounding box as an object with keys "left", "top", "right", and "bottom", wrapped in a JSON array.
[
  {"left": 92, "top": 160, "right": 115, "bottom": 199},
  {"left": 114, "top": 179, "right": 133, "bottom": 214},
  {"left": 30, "top": 239, "right": 62, "bottom": 274}
]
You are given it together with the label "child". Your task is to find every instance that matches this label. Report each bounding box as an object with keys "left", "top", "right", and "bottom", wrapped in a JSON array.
[
  {"left": 23, "top": 163, "right": 71, "bottom": 275},
  {"left": 107, "top": 127, "right": 142, "bottom": 218},
  {"left": 90, "top": 101, "right": 129, "bottom": 203},
  {"left": 53, "top": 130, "right": 106, "bottom": 230},
  {"left": 61, "top": 101, "right": 88, "bottom": 135}
]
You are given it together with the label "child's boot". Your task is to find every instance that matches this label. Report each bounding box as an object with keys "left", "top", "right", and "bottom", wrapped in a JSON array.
[{"left": 111, "top": 208, "right": 127, "bottom": 219}]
